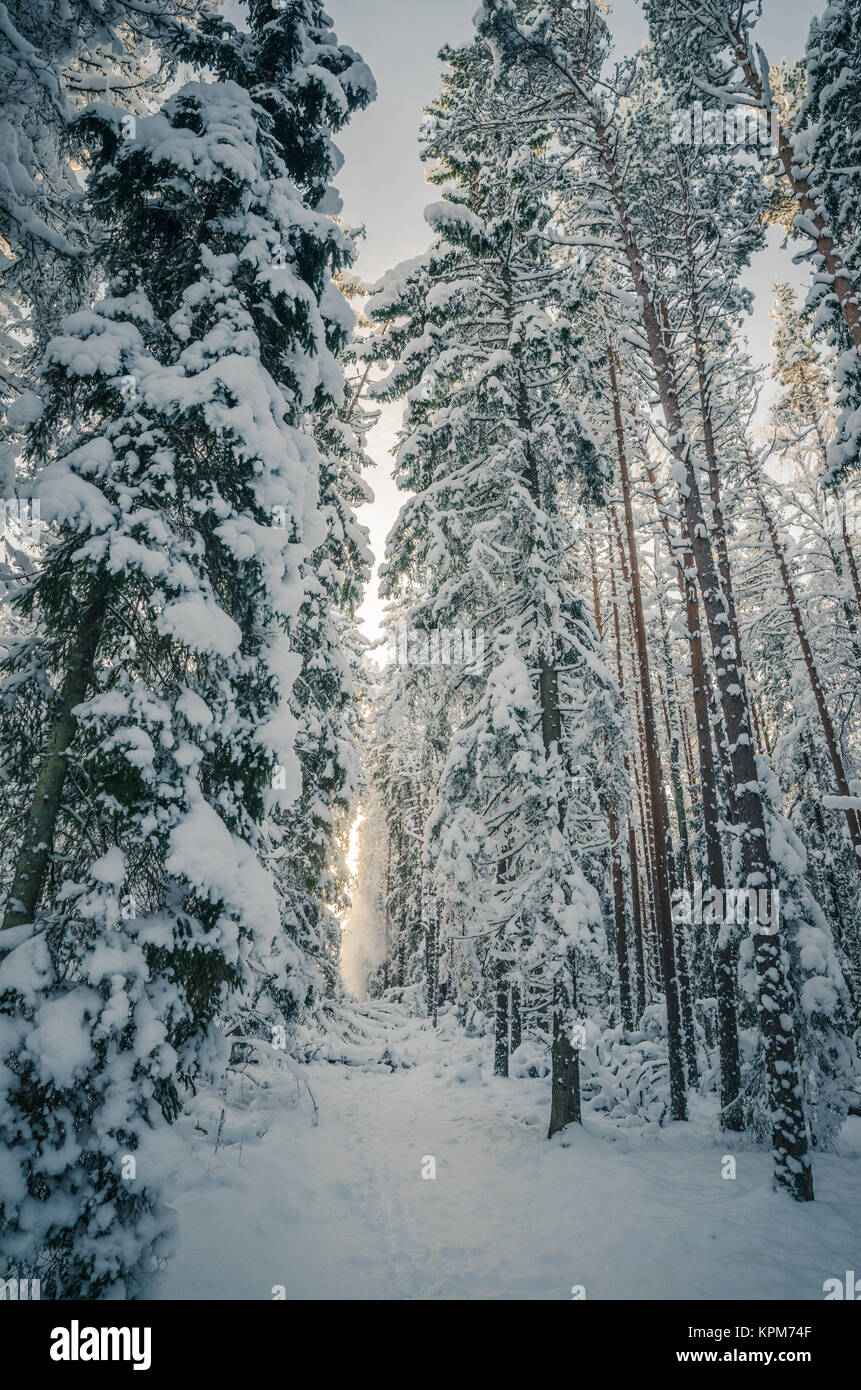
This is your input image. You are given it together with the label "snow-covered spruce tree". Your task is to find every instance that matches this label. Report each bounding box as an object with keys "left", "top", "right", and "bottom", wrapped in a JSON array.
[
  {"left": 176, "top": 4, "right": 375, "bottom": 1042},
  {"left": 251, "top": 376, "right": 374, "bottom": 1038},
  {"left": 0, "top": 1, "right": 204, "bottom": 625},
  {"left": 0, "top": 2, "right": 373, "bottom": 1298},
  {"left": 0, "top": 0, "right": 202, "bottom": 431},
  {"left": 368, "top": 36, "right": 624, "bottom": 1132}
]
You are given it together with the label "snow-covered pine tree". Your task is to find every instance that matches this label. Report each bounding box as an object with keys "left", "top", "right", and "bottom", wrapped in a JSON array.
[
  {"left": 0, "top": 0, "right": 373, "bottom": 1297},
  {"left": 734, "top": 502, "right": 861, "bottom": 1009},
  {"left": 739, "top": 443, "right": 861, "bottom": 866},
  {"left": 769, "top": 280, "right": 861, "bottom": 641},
  {"left": 642, "top": 0, "right": 861, "bottom": 484},
  {"left": 367, "top": 34, "right": 624, "bottom": 1132},
  {"left": 475, "top": 0, "right": 842, "bottom": 1198},
  {"left": 796, "top": 0, "right": 861, "bottom": 484}
]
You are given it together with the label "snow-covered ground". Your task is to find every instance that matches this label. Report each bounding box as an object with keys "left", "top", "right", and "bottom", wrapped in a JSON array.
[{"left": 161, "top": 1003, "right": 861, "bottom": 1300}]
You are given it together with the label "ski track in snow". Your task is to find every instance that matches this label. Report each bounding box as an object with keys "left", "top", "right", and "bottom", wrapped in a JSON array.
[{"left": 161, "top": 1003, "right": 861, "bottom": 1300}]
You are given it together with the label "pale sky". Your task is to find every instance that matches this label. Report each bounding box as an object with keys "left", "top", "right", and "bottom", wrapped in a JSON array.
[{"left": 323, "top": 0, "right": 820, "bottom": 642}]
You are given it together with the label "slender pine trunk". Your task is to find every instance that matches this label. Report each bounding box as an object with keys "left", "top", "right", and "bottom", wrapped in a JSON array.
[
  {"left": 607, "top": 387, "right": 687, "bottom": 1117},
  {"left": 2, "top": 593, "right": 107, "bottom": 936},
  {"left": 731, "top": 32, "right": 861, "bottom": 353},
  {"left": 589, "top": 523, "right": 635, "bottom": 1029},
  {"left": 644, "top": 464, "right": 742, "bottom": 1124},
  {"left": 510, "top": 984, "right": 522, "bottom": 1053}
]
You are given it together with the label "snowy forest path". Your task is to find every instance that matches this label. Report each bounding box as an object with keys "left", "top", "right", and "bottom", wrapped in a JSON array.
[{"left": 160, "top": 1004, "right": 861, "bottom": 1300}]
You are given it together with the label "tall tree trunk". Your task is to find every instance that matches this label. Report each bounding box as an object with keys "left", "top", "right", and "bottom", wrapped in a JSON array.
[
  {"left": 494, "top": 967, "right": 509, "bottom": 1077},
  {"left": 628, "top": 823, "right": 648, "bottom": 1019},
  {"left": 548, "top": 972, "right": 581, "bottom": 1135},
  {"left": 493, "top": 859, "right": 509, "bottom": 1074},
  {"left": 589, "top": 523, "right": 635, "bottom": 1029},
  {"left": 416, "top": 781, "right": 443, "bottom": 1020},
  {"left": 609, "top": 801, "right": 635, "bottom": 1029},
  {"left": 509, "top": 318, "right": 581, "bottom": 1135},
  {"left": 510, "top": 984, "right": 522, "bottom": 1053},
  {"left": 426, "top": 898, "right": 440, "bottom": 1024},
  {"left": 607, "top": 362, "right": 687, "bottom": 1118},
  {"left": 626, "top": 621, "right": 662, "bottom": 992},
  {"left": 840, "top": 513, "right": 861, "bottom": 627},
  {"left": 681, "top": 707, "right": 698, "bottom": 789},
  {"left": 2, "top": 594, "right": 107, "bottom": 936},
  {"left": 654, "top": 569, "right": 694, "bottom": 895},
  {"left": 432, "top": 903, "right": 440, "bottom": 1027},
  {"left": 644, "top": 464, "right": 742, "bottom": 1123},
  {"left": 608, "top": 515, "right": 647, "bottom": 1018}
]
